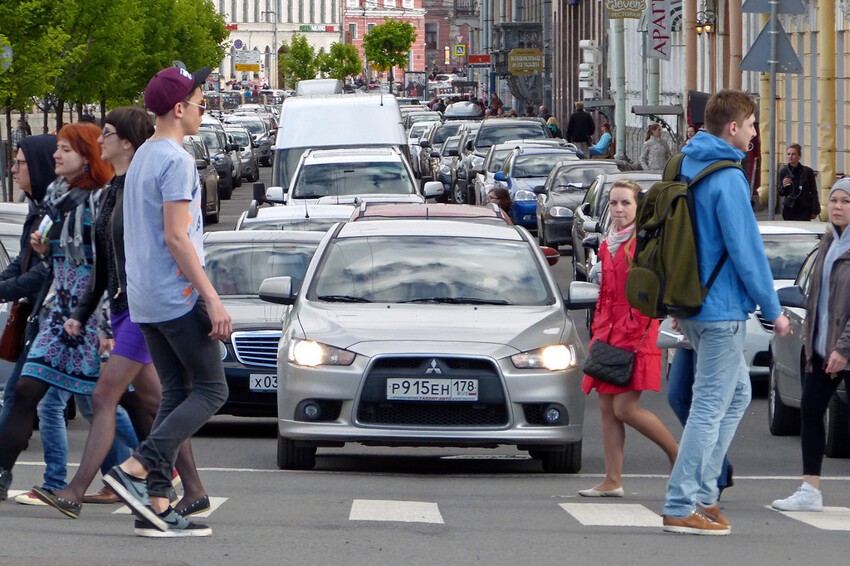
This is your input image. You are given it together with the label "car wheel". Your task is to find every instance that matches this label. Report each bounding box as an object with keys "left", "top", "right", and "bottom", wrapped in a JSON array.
[
  {"left": 538, "top": 219, "right": 548, "bottom": 246},
  {"left": 234, "top": 173, "right": 242, "bottom": 188},
  {"left": 251, "top": 167, "right": 260, "bottom": 182},
  {"left": 825, "top": 393, "right": 850, "bottom": 458},
  {"left": 452, "top": 180, "right": 466, "bottom": 204},
  {"left": 276, "top": 434, "right": 317, "bottom": 470},
  {"left": 768, "top": 359, "right": 800, "bottom": 436},
  {"left": 218, "top": 177, "right": 233, "bottom": 200},
  {"left": 539, "top": 441, "right": 582, "bottom": 473},
  {"left": 205, "top": 195, "right": 220, "bottom": 225}
]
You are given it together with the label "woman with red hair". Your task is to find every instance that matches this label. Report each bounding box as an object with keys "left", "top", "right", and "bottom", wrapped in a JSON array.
[{"left": 0, "top": 122, "right": 113, "bottom": 504}]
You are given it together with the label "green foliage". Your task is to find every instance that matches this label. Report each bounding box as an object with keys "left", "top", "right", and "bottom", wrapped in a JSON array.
[
  {"left": 279, "top": 34, "right": 317, "bottom": 87},
  {"left": 362, "top": 18, "right": 417, "bottom": 92},
  {"left": 317, "top": 43, "right": 362, "bottom": 81}
]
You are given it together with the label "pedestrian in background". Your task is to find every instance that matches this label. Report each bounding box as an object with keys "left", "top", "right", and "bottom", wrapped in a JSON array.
[
  {"left": 487, "top": 187, "right": 513, "bottom": 220},
  {"left": 579, "top": 179, "right": 678, "bottom": 498},
  {"left": 587, "top": 123, "right": 613, "bottom": 158},
  {"left": 771, "top": 179, "right": 850, "bottom": 512},
  {"left": 778, "top": 143, "right": 819, "bottom": 221},
  {"left": 11, "top": 119, "right": 27, "bottom": 152},
  {"left": 661, "top": 90, "right": 790, "bottom": 536},
  {"left": 546, "top": 117, "right": 562, "bottom": 139},
  {"left": 0, "top": 123, "right": 113, "bottom": 504},
  {"left": 565, "top": 101, "right": 596, "bottom": 155},
  {"left": 640, "top": 124, "right": 672, "bottom": 171},
  {"left": 103, "top": 65, "right": 229, "bottom": 538},
  {"left": 684, "top": 125, "right": 697, "bottom": 146}
]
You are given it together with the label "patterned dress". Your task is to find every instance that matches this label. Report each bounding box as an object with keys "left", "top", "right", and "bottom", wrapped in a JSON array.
[{"left": 21, "top": 199, "right": 101, "bottom": 394}]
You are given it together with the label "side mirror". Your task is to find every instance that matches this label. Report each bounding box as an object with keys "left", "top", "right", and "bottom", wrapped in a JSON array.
[
  {"left": 258, "top": 276, "right": 295, "bottom": 305},
  {"left": 533, "top": 185, "right": 546, "bottom": 195},
  {"left": 582, "top": 234, "right": 600, "bottom": 250},
  {"left": 563, "top": 281, "right": 599, "bottom": 310},
  {"left": 578, "top": 202, "right": 591, "bottom": 215},
  {"left": 225, "top": 143, "right": 237, "bottom": 152},
  {"left": 195, "top": 158, "right": 208, "bottom": 170},
  {"left": 583, "top": 219, "right": 599, "bottom": 233},
  {"left": 266, "top": 186, "right": 285, "bottom": 203},
  {"left": 423, "top": 181, "right": 445, "bottom": 198},
  {"left": 429, "top": 151, "right": 441, "bottom": 159},
  {"left": 493, "top": 171, "right": 507, "bottom": 182},
  {"left": 777, "top": 285, "right": 806, "bottom": 309},
  {"left": 540, "top": 246, "right": 560, "bottom": 266},
  {"left": 447, "top": 149, "right": 459, "bottom": 157},
  {"left": 420, "top": 140, "right": 432, "bottom": 149},
  {"left": 465, "top": 140, "right": 474, "bottom": 151},
  {"left": 252, "top": 182, "right": 266, "bottom": 204}
]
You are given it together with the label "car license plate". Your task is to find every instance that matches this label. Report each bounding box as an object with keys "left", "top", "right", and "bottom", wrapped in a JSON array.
[
  {"left": 250, "top": 374, "right": 278, "bottom": 392},
  {"left": 385, "top": 378, "right": 478, "bottom": 401}
]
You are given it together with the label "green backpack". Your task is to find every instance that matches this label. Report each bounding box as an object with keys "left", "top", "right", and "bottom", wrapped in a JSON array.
[{"left": 625, "top": 153, "right": 743, "bottom": 319}]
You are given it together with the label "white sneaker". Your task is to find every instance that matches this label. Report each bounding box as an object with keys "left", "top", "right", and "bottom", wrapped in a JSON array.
[
  {"left": 771, "top": 483, "right": 823, "bottom": 512},
  {"left": 14, "top": 490, "right": 48, "bottom": 506}
]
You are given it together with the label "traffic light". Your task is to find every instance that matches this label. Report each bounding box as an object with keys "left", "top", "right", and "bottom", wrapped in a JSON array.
[{"left": 578, "top": 39, "right": 601, "bottom": 100}]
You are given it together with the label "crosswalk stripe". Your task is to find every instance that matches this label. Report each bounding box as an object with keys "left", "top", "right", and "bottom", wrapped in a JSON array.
[
  {"left": 349, "top": 499, "right": 444, "bottom": 524},
  {"left": 769, "top": 506, "right": 850, "bottom": 531},
  {"left": 112, "top": 496, "right": 227, "bottom": 517},
  {"left": 560, "top": 503, "right": 662, "bottom": 527}
]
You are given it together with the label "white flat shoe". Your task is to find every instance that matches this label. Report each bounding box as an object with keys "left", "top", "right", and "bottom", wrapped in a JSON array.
[{"left": 578, "top": 486, "right": 624, "bottom": 497}]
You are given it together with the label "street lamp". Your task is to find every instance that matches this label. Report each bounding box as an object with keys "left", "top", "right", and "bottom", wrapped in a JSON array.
[
  {"left": 695, "top": 9, "right": 716, "bottom": 35},
  {"left": 262, "top": 9, "right": 278, "bottom": 88}
]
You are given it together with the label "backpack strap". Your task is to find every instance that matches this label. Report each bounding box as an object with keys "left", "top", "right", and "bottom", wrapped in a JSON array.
[{"left": 662, "top": 153, "right": 686, "bottom": 182}]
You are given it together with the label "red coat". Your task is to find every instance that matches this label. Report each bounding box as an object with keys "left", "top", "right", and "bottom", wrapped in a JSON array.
[{"left": 582, "top": 238, "right": 661, "bottom": 395}]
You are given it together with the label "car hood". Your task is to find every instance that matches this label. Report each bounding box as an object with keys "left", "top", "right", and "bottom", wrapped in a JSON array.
[
  {"left": 510, "top": 177, "right": 547, "bottom": 193},
  {"left": 221, "top": 297, "right": 288, "bottom": 331},
  {"left": 294, "top": 302, "right": 569, "bottom": 357},
  {"left": 548, "top": 191, "right": 586, "bottom": 210}
]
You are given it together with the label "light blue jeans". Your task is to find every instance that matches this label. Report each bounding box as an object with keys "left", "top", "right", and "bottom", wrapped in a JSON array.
[
  {"left": 664, "top": 319, "right": 750, "bottom": 517},
  {"left": 36, "top": 387, "right": 73, "bottom": 491}
]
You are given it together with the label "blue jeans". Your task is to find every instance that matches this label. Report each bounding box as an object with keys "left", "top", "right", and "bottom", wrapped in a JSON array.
[
  {"left": 664, "top": 320, "right": 750, "bottom": 517},
  {"left": 36, "top": 387, "right": 72, "bottom": 491},
  {"left": 666, "top": 348, "right": 731, "bottom": 489},
  {"left": 74, "top": 395, "right": 140, "bottom": 474}
]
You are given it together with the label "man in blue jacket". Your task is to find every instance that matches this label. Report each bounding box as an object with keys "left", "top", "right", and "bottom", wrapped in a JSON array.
[{"left": 661, "top": 90, "right": 791, "bottom": 536}]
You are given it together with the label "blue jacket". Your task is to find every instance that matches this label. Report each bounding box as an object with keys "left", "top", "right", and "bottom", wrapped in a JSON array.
[{"left": 679, "top": 131, "right": 781, "bottom": 322}]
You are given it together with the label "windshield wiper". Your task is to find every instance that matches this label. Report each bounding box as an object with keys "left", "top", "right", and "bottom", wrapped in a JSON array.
[
  {"left": 317, "top": 295, "right": 372, "bottom": 303},
  {"left": 400, "top": 297, "right": 509, "bottom": 305}
]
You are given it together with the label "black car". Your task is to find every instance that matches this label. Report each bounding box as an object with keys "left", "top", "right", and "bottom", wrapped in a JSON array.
[
  {"left": 198, "top": 127, "right": 237, "bottom": 199},
  {"left": 182, "top": 135, "right": 221, "bottom": 225}
]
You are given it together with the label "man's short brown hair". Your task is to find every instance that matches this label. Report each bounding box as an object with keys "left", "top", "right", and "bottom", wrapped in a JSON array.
[
  {"left": 704, "top": 90, "right": 757, "bottom": 136},
  {"left": 787, "top": 143, "right": 802, "bottom": 155}
]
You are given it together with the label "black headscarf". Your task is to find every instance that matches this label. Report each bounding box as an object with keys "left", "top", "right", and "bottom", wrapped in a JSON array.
[{"left": 17, "top": 134, "right": 58, "bottom": 204}]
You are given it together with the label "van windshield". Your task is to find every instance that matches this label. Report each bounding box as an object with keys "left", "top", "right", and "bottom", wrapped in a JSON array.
[
  {"left": 198, "top": 130, "right": 222, "bottom": 151},
  {"left": 291, "top": 162, "right": 414, "bottom": 199}
]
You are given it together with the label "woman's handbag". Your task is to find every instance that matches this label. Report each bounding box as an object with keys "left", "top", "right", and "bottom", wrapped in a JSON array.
[
  {"left": 583, "top": 339, "right": 636, "bottom": 387},
  {"left": 0, "top": 300, "right": 33, "bottom": 362}
]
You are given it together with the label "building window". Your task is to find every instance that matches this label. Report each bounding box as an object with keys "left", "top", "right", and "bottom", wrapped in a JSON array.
[
  {"left": 384, "top": 0, "right": 397, "bottom": 7},
  {"left": 368, "top": 23, "right": 376, "bottom": 33},
  {"left": 243, "top": 0, "right": 249, "bottom": 21},
  {"left": 402, "top": 0, "right": 413, "bottom": 7},
  {"left": 232, "top": 0, "right": 238, "bottom": 21},
  {"left": 331, "top": 0, "right": 337, "bottom": 22},
  {"left": 346, "top": 0, "right": 358, "bottom": 7},
  {"left": 349, "top": 23, "right": 357, "bottom": 40},
  {"left": 424, "top": 23, "right": 437, "bottom": 50},
  {"left": 310, "top": 0, "right": 315, "bottom": 22}
]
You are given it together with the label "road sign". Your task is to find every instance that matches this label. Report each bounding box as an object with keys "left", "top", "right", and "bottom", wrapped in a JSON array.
[
  {"left": 234, "top": 49, "right": 261, "bottom": 72},
  {"left": 508, "top": 49, "right": 543, "bottom": 76},
  {"left": 739, "top": 17, "right": 802, "bottom": 73},
  {"left": 468, "top": 54, "right": 491, "bottom": 67},
  {"left": 454, "top": 44, "right": 466, "bottom": 57},
  {"left": 234, "top": 39, "right": 243, "bottom": 49}
]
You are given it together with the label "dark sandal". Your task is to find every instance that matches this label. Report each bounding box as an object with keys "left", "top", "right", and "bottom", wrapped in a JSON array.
[
  {"left": 31, "top": 486, "right": 82, "bottom": 519},
  {"left": 175, "top": 494, "right": 210, "bottom": 517}
]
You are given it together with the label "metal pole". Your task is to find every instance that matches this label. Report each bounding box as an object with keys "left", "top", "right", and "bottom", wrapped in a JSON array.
[
  {"left": 613, "top": 18, "right": 626, "bottom": 160},
  {"left": 767, "top": 3, "right": 777, "bottom": 220}
]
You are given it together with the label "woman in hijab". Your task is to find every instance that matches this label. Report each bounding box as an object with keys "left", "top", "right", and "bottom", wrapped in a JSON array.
[{"left": 0, "top": 123, "right": 112, "bottom": 503}]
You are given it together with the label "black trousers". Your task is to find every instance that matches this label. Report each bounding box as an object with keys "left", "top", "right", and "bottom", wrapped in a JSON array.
[{"left": 801, "top": 353, "right": 850, "bottom": 476}]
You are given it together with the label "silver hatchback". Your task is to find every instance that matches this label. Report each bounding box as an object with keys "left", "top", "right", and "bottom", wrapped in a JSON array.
[{"left": 259, "top": 219, "right": 596, "bottom": 472}]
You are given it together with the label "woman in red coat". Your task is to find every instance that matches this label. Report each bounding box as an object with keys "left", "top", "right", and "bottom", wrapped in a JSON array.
[{"left": 579, "top": 179, "right": 678, "bottom": 497}]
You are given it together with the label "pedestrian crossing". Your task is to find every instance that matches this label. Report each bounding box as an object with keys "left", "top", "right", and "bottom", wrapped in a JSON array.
[{"left": 10, "top": 490, "right": 850, "bottom": 532}]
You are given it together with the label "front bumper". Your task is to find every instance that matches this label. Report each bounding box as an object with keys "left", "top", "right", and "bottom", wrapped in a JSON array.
[
  {"left": 542, "top": 217, "right": 573, "bottom": 246},
  {"left": 220, "top": 362, "right": 278, "bottom": 417},
  {"left": 511, "top": 201, "right": 538, "bottom": 229}
]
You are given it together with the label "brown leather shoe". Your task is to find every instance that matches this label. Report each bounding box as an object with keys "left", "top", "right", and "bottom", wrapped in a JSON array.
[
  {"left": 662, "top": 511, "right": 731, "bottom": 535},
  {"left": 697, "top": 503, "right": 730, "bottom": 527},
  {"left": 82, "top": 486, "right": 120, "bottom": 504}
]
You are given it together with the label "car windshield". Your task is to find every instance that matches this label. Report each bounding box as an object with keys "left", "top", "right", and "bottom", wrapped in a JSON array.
[
  {"left": 477, "top": 124, "right": 547, "bottom": 150},
  {"left": 442, "top": 139, "right": 460, "bottom": 155},
  {"left": 512, "top": 155, "right": 560, "bottom": 178},
  {"left": 198, "top": 130, "right": 222, "bottom": 151},
  {"left": 241, "top": 218, "right": 343, "bottom": 232},
  {"left": 487, "top": 148, "right": 514, "bottom": 172},
  {"left": 551, "top": 168, "right": 610, "bottom": 191},
  {"left": 311, "top": 236, "right": 553, "bottom": 305},
  {"left": 762, "top": 234, "right": 820, "bottom": 280},
  {"left": 227, "top": 130, "right": 251, "bottom": 147},
  {"left": 228, "top": 120, "right": 264, "bottom": 135},
  {"left": 0, "top": 233, "right": 19, "bottom": 256},
  {"left": 291, "top": 162, "right": 414, "bottom": 199},
  {"left": 206, "top": 241, "right": 318, "bottom": 296},
  {"left": 433, "top": 123, "right": 462, "bottom": 144},
  {"left": 408, "top": 125, "right": 429, "bottom": 139}
]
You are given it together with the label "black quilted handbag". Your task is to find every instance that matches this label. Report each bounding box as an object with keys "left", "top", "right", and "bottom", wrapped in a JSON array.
[{"left": 583, "top": 339, "right": 635, "bottom": 387}]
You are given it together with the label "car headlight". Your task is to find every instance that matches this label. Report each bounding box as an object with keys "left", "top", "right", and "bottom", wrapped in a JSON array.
[
  {"left": 511, "top": 345, "right": 577, "bottom": 370},
  {"left": 242, "top": 150, "right": 251, "bottom": 159},
  {"left": 219, "top": 341, "right": 229, "bottom": 361},
  {"left": 548, "top": 206, "right": 573, "bottom": 218},
  {"left": 472, "top": 156, "right": 484, "bottom": 168},
  {"left": 440, "top": 165, "right": 451, "bottom": 175},
  {"left": 514, "top": 189, "right": 537, "bottom": 201},
  {"left": 287, "top": 338, "right": 355, "bottom": 367}
]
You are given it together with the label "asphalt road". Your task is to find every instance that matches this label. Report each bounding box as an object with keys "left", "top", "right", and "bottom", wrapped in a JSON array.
[{"left": 2, "top": 165, "right": 850, "bottom": 564}]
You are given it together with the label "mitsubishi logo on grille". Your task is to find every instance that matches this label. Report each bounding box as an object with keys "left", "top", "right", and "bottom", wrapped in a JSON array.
[{"left": 424, "top": 359, "right": 443, "bottom": 375}]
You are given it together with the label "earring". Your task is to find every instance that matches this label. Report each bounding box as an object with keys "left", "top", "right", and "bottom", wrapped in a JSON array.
[{"left": 83, "top": 163, "right": 90, "bottom": 173}]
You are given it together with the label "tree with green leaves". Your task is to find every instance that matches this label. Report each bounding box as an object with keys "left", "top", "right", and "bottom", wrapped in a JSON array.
[
  {"left": 317, "top": 42, "right": 362, "bottom": 82},
  {"left": 279, "top": 34, "right": 317, "bottom": 88},
  {"left": 362, "top": 18, "right": 417, "bottom": 94}
]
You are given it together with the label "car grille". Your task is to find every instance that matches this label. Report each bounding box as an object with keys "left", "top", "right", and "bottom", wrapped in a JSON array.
[
  {"left": 231, "top": 331, "right": 281, "bottom": 368},
  {"left": 755, "top": 311, "right": 774, "bottom": 332},
  {"left": 357, "top": 356, "right": 508, "bottom": 426}
]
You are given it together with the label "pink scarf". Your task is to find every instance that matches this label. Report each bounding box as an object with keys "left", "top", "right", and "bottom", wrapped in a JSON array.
[{"left": 605, "top": 223, "right": 635, "bottom": 258}]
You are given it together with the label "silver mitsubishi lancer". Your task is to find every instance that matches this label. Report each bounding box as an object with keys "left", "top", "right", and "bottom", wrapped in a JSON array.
[{"left": 259, "top": 218, "right": 597, "bottom": 473}]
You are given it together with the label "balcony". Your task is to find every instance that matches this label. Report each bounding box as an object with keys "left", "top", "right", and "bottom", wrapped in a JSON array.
[{"left": 453, "top": 0, "right": 479, "bottom": 18}]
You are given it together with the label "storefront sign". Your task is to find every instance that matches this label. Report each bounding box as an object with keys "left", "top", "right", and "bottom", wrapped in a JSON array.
[
  {"left": 508, "top": 49, "right": 543, "bottom": 76},
  {"left": 299, "top": 25, "right": 336, "bottom": 32},
  {"left": 606, "top": 0, "right": 646, "bottom": 18},
  {"left": 647, "top": 0, "right": 671, "bottom": 60}
]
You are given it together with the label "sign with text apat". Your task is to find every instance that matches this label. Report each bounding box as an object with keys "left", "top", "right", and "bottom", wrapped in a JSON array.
[
  {"left": 607, "top": 0, "right": 646, "bottom": 19},
  {"left": 508, "top": 49, "right": 543, "bottom": 75},
  {"left": 234, "top": 49, "right": 261, "bottom": 72},
  {"left": 646, "top": 0, "right": 671, "bottom": 60}
]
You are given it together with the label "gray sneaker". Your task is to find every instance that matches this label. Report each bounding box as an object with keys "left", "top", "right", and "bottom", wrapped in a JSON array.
[
  {"left": 771, "top": 483, "right": 823, "bottom": 512},
  {"left": 134, "top": 508, "right": 212, "bottom": 538},
  {"left": 104, "top": 466, "right": 167, "bottom": 531}
]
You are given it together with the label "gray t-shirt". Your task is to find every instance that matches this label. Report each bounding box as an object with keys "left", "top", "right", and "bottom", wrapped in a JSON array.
[{"left": 124, "top": 138, "right": 204, "bottom": 323}]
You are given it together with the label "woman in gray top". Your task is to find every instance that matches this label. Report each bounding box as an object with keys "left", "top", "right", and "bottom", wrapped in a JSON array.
[{"left": 639, "top": 124, "right": 672, "bottom": 171}]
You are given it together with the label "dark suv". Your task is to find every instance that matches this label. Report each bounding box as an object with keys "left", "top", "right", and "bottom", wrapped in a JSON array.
[{"left": 198, "top": 127, "right": 237, "bottom": 199}]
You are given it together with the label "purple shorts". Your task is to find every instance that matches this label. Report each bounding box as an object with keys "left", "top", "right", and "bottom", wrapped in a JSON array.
[{"left": 110, "top": 310, "right": 153, "bottom": 365}]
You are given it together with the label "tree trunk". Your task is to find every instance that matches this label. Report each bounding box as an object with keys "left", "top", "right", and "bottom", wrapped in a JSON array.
[
  {"left": 56, "top": 99, "right": 65, "bottom": 131},
  {"left": 389, "top": 66, "right": 394, "bottom": 96},
  {"left": 4, "top": 105, "right": 11, "bottom": 201}
]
